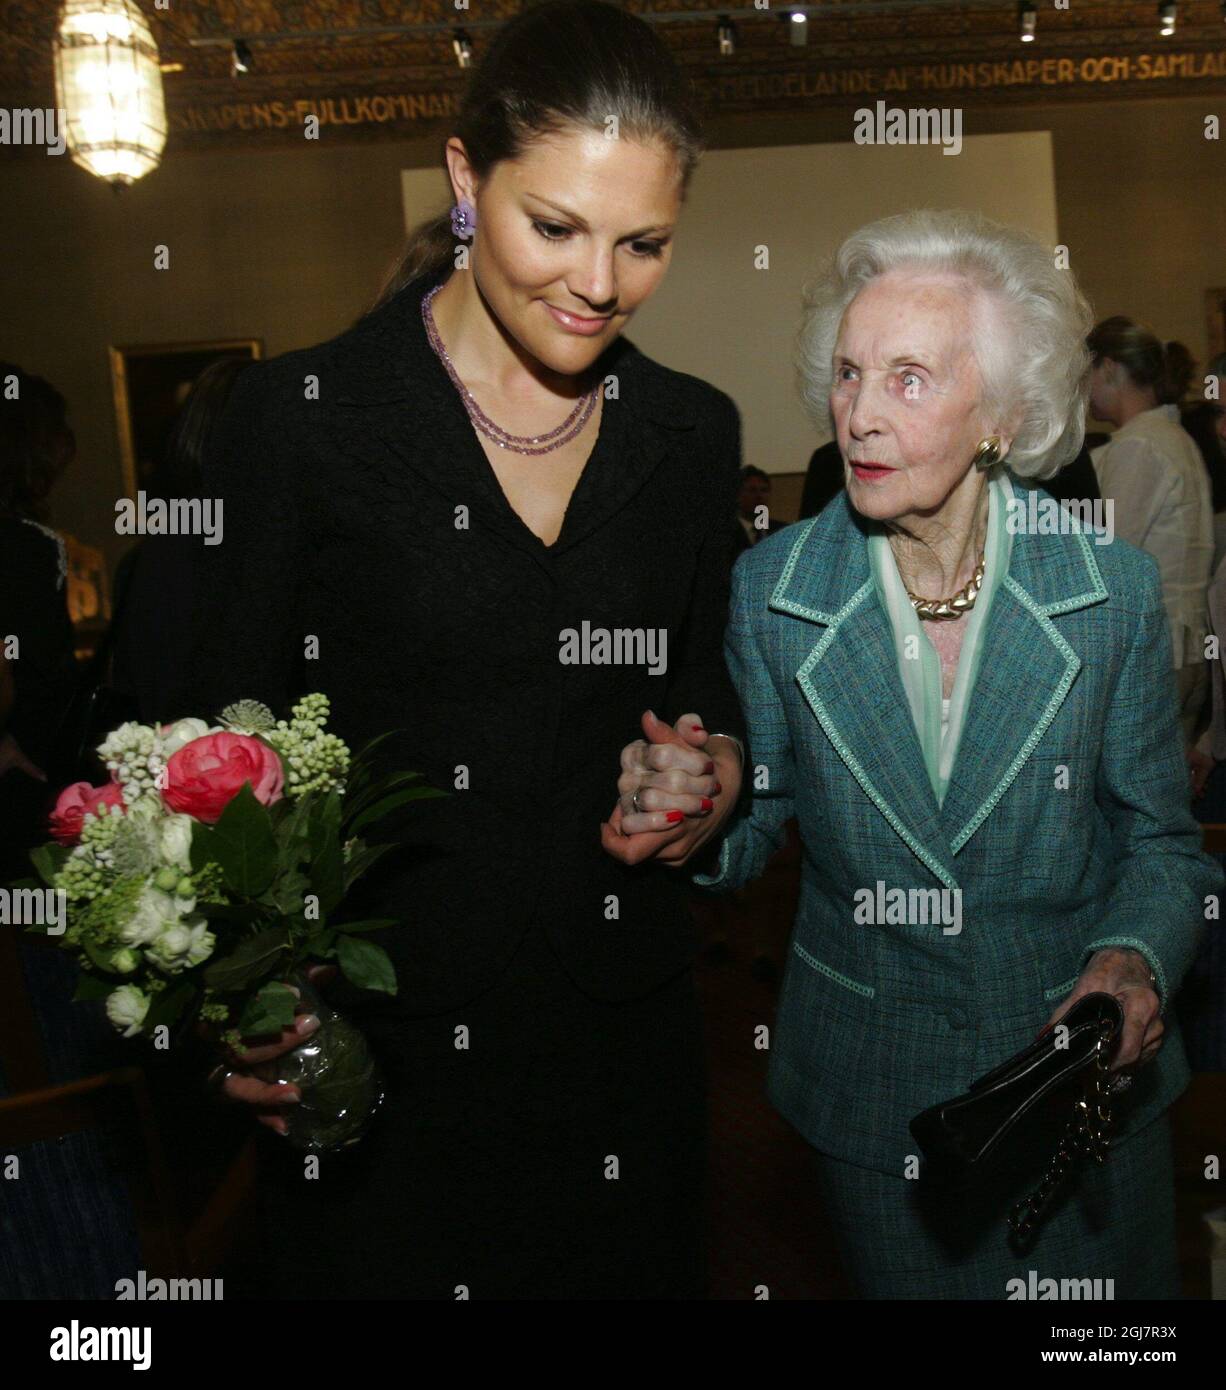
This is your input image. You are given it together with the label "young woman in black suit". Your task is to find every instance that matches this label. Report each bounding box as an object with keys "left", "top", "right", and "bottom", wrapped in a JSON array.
[{"left": 185, "top": 0, "right": 746, "bottom": 1298}]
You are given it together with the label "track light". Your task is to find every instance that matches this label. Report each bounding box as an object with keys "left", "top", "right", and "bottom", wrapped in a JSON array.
[
  {"left": 231, "top": 39, "right": 252, "bottom": 76},
  {"left": 1158, "top": 1, "right": 1176, "bottom": 34},
  {"left": 717, "top": 15, "right": 736, "bottom": 56},
  {"left": 452, "top": 31, "right": 473, "bottom": 68},
  {"left": 789, "top": 10, "right": 808, "bottom": 46},
  {"left": 1018, "top": 1, "right": 1037, "bottom": 42}
]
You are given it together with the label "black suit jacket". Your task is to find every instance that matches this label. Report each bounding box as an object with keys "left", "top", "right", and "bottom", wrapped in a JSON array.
[{"left": 179, "top": 268, "right": 746, "bottom": 1018}]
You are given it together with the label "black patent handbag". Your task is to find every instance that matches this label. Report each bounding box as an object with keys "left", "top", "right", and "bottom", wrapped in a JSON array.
[{"left": 909, "top": 991, "right": 1125, "bottom": 1244}]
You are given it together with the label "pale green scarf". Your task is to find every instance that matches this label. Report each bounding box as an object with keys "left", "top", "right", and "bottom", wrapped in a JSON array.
[{"left": 867, "top": 469, "right": 1015, "bottom": 807}]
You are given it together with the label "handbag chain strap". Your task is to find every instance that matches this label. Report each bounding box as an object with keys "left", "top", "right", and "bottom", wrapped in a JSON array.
[{"left": 1006, "top": 1015, "right": 1116, "bottom": 1244}]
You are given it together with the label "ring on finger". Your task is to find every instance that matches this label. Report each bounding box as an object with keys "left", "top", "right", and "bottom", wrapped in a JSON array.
[
  {"left": 206, "top": 1061, "right": 236, "bottom": 1101},
  {"left": 632, "top": 788, "right": 644, "bottom": 815}
]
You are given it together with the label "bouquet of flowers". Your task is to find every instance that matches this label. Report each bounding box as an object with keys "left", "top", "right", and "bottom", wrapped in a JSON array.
[{"left": 15, "top": 692, "right": 440, "bottom": 1151}]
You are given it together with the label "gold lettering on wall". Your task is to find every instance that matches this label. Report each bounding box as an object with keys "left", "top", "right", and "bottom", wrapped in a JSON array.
[{"left": 166, "top": 50, "right": 1226, "bottom": 139}]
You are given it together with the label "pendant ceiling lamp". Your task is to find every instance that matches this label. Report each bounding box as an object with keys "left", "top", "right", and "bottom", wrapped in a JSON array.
[{"left": 53, "top": 0, "right": 167, "bottom": 185}]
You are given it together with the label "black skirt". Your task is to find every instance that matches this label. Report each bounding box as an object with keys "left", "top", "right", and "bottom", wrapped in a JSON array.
[{"left": 223, "top": 917, "right": 709, "bottom": 1299}]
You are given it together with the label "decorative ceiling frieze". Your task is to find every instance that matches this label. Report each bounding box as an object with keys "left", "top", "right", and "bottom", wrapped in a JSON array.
[{"left": 2, "top": 0, "right": 1224, "bottom": 157}]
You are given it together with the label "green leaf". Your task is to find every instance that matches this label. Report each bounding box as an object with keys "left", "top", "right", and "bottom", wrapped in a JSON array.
[
  {"left": 308, "top": 788, "right": 345, "bottom": 914},
  {"left": 303, "top": 926, "right": 336, "bottom": 958},
  {"left": 335, "top": 934, "right": 397, "bottom": 995},
  {"left": 189, "top": 818, "right": 217, "bottom": 874},
  {"left": 345, "top": 729, "right": 409, "bottom": 791},
  {"left": 210, "top": 782, "right": 278, "bottom": 898},
  {"left": 81, "top": 938, "right": 121, "bottom": 971},
  {"left": 30, "top": 843, "right": 69, "bottom": 887},
  {"left": 237, "top": 980, "right": 298, "bottom": 1037},
  {"left": 143, "top": 980, "right": 196, "bottom": 1032},
  {"left": 73, "top": 972, "right": 115, "bottom": 1001},
  {"left": 342, "top": 841, "right": 395, "bottom": 891},
  {"left": 203, "top": 925, "right": 289, "bottom": 993},
  {"left": 195, "top": 901, "right": 265, "bottom": 925},
  {"left": 268, "top": 868, "right": 311, "bottom": 917},
  {"left": 342, "top": 770, "right": 427, "bottom": 828},
  {"left": 349, "top": 785, "right": 447, "bottom": 836},
  {"left": 275, "top": 794, "right": 314, "bottom": 858}
]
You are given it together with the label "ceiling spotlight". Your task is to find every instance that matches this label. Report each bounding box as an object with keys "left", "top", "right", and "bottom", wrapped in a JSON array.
[
  {"left": 1158, "top": 1, "right": 1176, "bottom": 34},
  {"left": 789, "top": 10, "right": 808, "bottom": 46},
  {"left": 1018, "top": 1, "right": 1037, "bottom": 41},
  {"left": 452, "top": 31, "right": 473, "bottom": 68},
  {"left": 717, "top": 15, "right": 736, "bottom": 56},
  {"left": 231, "top": 39, "right": 252, "bottom": 76}
]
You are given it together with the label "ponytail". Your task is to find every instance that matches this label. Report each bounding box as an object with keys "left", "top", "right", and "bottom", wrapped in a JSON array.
[{"left": 367, "top": 209, "right": 456, "bottom": 316}]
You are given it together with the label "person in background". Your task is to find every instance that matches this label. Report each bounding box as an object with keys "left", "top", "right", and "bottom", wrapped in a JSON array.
[
  {"left": 0, "top": 363, "right": 79, "bottom": 876},
  {"left": 800, "top": 433, "right": 1101, "bottom": 522},
  {"left": 0, "top": 362, "right": 141, "bottom": 1299},
  {"left": 798, "top": 438, "right": 844, "bottom": 520},
  {"left": 1181, "top": 350, "right": 1226, "bottom": 575},
  {"left": 1088, "top": 317, "right": 1212, "bottom": 742},
  {"left": 735, "top": 465, "right": 779, "bottom": 550},
  {"left": 110, "top": 357, "right": 251, "bottom": 724},
  {"left": 1182, "top": 544, "right": 1226, "bottom": 1070}
]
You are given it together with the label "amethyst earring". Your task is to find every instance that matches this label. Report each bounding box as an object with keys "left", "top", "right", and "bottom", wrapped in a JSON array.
[{"left": 450, "top": 197, "right": 477, "bottom": 240}]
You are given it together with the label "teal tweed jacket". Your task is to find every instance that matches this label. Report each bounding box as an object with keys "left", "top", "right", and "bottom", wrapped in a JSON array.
[{"left": 696, "top": 477, "right": 1223, "bottom": 1177}]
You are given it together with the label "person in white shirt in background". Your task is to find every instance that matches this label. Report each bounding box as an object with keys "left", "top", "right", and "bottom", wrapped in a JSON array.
[
  {"left": 1186, "top": 356, "right": 1226, "bottom": 800},
  {"left": 1088, "top": 316, "right": 1213, "bottom": 745}
]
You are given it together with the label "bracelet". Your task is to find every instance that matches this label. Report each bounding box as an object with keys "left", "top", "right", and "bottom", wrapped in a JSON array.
[{"left": 705, "top": 732, "right": 745, "bottom": 767}]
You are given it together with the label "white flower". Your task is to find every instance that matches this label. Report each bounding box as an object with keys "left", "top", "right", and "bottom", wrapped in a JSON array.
[
  {"left": 106, "top": 985, "right": 150, "bottom": 1037},
  {"left": 160, "top": 717, "right": 210, "bottom": 757},
  {"left": 98, "top": 721, "right": 167, "bottom": 803},
  {"left": 109, "top": 947, "right": 140, "bottom": 974},
  {"left": 119, "top": 885, "right": 180, "bottom": 947},
  {"left": 159, "top": 814, "right": 194, "bottom": 870},
  {"left": 145, "top": 917, "right": 215, "bottom": 974}
]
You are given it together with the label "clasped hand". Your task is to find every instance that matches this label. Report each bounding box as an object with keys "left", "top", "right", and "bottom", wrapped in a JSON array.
[{"left": 601, "top": 709, "right": 742, "bottom": 868}]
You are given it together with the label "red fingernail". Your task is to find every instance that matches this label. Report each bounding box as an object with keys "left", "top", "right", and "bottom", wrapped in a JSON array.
[
  {"left": 701, "top": 797, "right": 713, "bottom": 812},
  {"left": 666, "top": 811, "right": 684, "bottom": 823},
  {"left": 704, "top": 760, "right": 715, "bottom": 774},
  {"left": 691, "top": 725, "right": 706, "bottom": 734},
  {"left": 713, "top": 783, "right": 722, "bottom": 795}
]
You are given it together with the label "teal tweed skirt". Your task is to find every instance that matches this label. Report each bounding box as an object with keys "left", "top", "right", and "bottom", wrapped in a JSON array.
[{"left": 813, "top": 1113, "right": 1180, "bottom": 1299}]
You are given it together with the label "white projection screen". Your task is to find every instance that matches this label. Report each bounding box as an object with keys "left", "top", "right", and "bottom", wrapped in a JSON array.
[{"left": 402, "top": 130, "right": 1058, "bottom": 479}]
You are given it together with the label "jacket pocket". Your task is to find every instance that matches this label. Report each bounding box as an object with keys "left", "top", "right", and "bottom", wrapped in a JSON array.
[{"left": 791, "top": 939, "right": 875, "bottom": 999}]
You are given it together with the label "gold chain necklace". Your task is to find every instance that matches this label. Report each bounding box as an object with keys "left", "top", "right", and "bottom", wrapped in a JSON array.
[{"left": 905, "top": 551, "right": 986, "bottom": 621}]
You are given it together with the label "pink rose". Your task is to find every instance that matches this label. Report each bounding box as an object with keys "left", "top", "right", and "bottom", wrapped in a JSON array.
[
  {"left": 49, "top": 780, "right": 127, "bottom": 846},
  {"left": 161, "top": 731, "right": 284, "bottom": 824}
]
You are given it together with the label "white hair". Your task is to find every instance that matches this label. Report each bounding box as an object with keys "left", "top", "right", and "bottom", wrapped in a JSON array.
[{"left": 793, "top": 208, "right": 1093, "bottom": 480}]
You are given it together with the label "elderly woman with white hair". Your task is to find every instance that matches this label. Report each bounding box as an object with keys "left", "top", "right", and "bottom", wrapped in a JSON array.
[{"left": 617, "top": 208, "right": 1220, "bottom": 1297}]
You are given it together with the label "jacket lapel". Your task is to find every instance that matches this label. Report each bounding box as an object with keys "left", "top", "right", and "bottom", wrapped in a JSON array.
[
  {"left": 938, "top": 505, "right": 1108, "bottom": 855},
  {"left": 770, "top": 483, "right": 1111, "bottom": 886},
  {"left": 770, "top": 498, "right": 960, "bottom": 890},
  {"left": 325, "top": 269, "right": 688, "bottom": 566}
]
